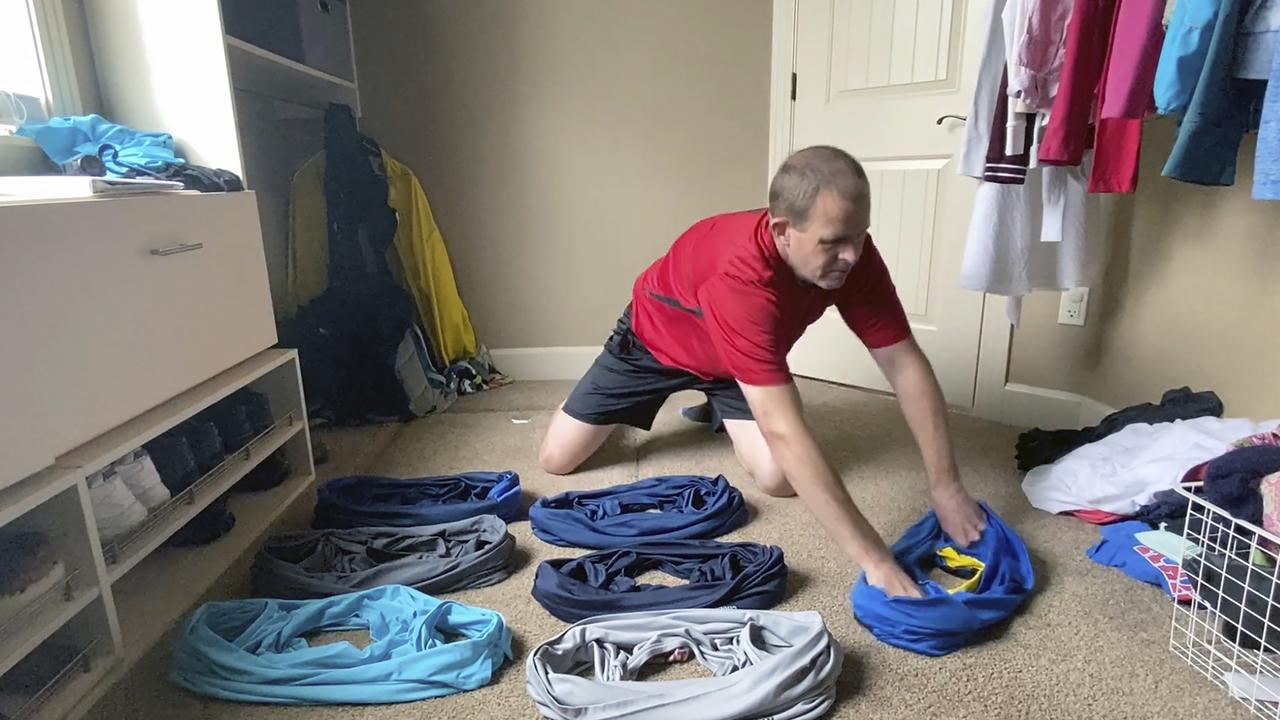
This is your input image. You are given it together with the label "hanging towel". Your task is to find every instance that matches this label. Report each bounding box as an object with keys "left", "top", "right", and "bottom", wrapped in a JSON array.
[
  {"left": 531, "top": 540, "right": 787, "bottom": 622},
  {"left": 252, "top": 515, "right": 516, "bottom": 599},
  {"left": 313, "top": 472, "right": 522, "bottom": 529},
  {"left": 958, "top": 162, "right": 1102, "bottom": 324},
  {"left": 1022, "top": 417, "right": 1280, "bottom": 515},
  {"left": 529, "top": 475, "right": 748, "bottom": 548},
  {"left": 525, "top": 609, "right": 841, "bottom": 720},
  {"left": 849, "top": 503, "right": 1034, "bottom": 657},
  {"left": 286, "top": 151, "right": 479, "bottom": 364},
  {"left": 169, "top": 585, "right": 512, "bottom": 704},
  {"left": 16, "top": 114, "right": 183, "bottom": 176},
  {"left": 1163, "top": 0, "right": 1269, "bottom": 186}
]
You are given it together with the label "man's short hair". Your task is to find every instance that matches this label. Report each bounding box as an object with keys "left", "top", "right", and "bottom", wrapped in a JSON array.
[{"left": 768, "top": 145, "right": 869, "bottom": 227}]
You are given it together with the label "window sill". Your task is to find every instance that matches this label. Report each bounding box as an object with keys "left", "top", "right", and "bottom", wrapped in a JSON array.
[{"left": 0, "top": 134, "right": 53, "bottom": 175}]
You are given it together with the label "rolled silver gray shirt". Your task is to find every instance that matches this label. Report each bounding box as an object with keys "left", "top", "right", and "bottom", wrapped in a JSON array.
[{"left": 526, "top": 608, "right": 842, "bottom": 720}]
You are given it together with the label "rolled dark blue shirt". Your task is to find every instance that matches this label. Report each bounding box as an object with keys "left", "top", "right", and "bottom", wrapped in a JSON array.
[
  {"left": 532, "top": 540, "right": 787, "bottom": 622},
  {"left": 313, "top": 471, "right": 521, "bottom": 529},
  {"left": 529, "top": 475, "right": 747, "bottom": 548},
  {"left": 850, "top": 502, "right": 1035, "bottom": 656}
]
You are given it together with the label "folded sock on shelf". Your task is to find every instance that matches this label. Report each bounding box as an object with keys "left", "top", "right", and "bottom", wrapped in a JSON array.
[
  {"left": 143, "top": 435, "right": 200, "bottom": 493},
  {"left": 87, "top": 470, "right": 148, "bottom": 545},
  {"left": 234, "top": 449, "right": 291, "bottom": 493},
  {"left": 114, "top": 450, "right": 170, "bottom": 511},
  {"left": 166, "top": 498, "right": 235, "bottom": 548}
]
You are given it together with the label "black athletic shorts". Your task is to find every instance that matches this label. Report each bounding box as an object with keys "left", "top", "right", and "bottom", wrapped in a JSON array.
[{"left": 562, "top": 306, "right": 754, "bottom": 431}]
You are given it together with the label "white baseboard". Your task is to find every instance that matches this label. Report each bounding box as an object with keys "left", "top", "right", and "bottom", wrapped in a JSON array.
[
  {"left": 490, "top": 346, "right": 599, "bottom": 381},
  {"left": 993, "top": 383, "right": 1117, "bottom": 429}
]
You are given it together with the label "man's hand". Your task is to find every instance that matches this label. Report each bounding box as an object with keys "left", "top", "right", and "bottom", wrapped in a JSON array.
[
  {"left": 871, "top": 337, "right": 986, "bottom": 547},
  {"left": 931, "top": 480, "right": 986, "bottom": 547},
  {"left": 864, "top": 558, "right": 924, "bottom": 598}
]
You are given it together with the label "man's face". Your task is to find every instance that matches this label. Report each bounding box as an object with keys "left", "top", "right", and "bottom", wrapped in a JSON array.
[{"left": 772, "top": 190, "right": 870, "bottom": 290}]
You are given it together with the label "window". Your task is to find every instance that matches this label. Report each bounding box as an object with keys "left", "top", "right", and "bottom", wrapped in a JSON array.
[{"left": 0, "top": 0, "right": 81, "bottom": 136}]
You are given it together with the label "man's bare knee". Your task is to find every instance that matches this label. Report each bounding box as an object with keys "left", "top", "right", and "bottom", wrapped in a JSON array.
[
  {"left": 538, "top": 443, "right": 580, "bottom": 476},
  {"left": 750, "top": 466, "right": 796, "bottom": 498}
]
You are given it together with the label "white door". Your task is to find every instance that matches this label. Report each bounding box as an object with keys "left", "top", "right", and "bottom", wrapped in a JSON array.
[{"left": 784, "top": 0, "right": 989, "bottom": 408}]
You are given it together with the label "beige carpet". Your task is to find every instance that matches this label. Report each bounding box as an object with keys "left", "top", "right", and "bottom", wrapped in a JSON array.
[{"left": 84, "top": 380, "right": 1246, "bottom": 720}]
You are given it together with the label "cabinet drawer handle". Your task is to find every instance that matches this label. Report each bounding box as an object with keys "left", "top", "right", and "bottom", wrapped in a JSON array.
[{"left": 149, "top": 242, "right": 204, "bottom": 257}]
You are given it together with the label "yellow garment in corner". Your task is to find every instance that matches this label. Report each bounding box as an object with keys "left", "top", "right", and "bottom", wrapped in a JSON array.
[
  {"left": 285, "top": 151, "right": 479, "bottom": 364},
  {"left": 935, "top": 547, "right": 986, "bottom": 594}
]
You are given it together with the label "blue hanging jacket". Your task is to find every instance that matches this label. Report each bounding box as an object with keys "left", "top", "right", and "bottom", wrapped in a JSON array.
[
  {"left": 532, "top": 540, "right": 786, "bottom": 622},
  {"left": 313, "top": 471, "right": 521, "bottom": 528},
  {"left": 169, "top": 585, "right": 512, "bottom": 704},
  {"left": 529, "top": 475, "right": 748, "bottom": 548},
  {"left": 16, "top": 114, "right": 183, "bottom": 176},
  {"left": 850, "top": 503, "right": 1035, "bottom": 656}
]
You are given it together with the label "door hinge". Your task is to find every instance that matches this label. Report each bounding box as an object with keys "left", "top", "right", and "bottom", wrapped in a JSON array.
[{"left": 790, "top": 72, "right": 797, "bottom": 101}]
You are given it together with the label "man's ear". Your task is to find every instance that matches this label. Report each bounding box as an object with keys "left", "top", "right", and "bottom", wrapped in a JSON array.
[{"left": 768, "top": 215, "right": 791, "bottom": 247}]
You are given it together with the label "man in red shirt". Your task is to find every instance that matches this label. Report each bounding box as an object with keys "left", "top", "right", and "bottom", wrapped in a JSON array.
[{"left": 538, "top": 146, "right": 985, "bottom": 597}]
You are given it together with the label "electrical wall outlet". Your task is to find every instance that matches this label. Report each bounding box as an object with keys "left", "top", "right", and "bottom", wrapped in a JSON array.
[{"left": 1057, "top": 288, "right": 1089, "bottom": 326}]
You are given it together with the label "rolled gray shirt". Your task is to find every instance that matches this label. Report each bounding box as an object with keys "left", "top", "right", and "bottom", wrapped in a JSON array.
[
  {"left": 252, "top": 514, "right": 515, "bottom": 599},
  {"left": 526, "top": 608, "right": 842, "bottom": 720}
]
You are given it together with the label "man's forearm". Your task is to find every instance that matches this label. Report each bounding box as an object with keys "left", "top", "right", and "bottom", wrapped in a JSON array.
[
  {"left": 761, "top": 417, "right": 895, "bottom": 568},
  {"left": 883, "top": 344, "right": 960, "bottom": 488}
]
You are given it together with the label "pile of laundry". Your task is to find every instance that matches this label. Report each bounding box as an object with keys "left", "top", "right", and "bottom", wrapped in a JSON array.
[
  {"left": 1020, "top": 386, "right": 1280, "bottom": 601},
  {"left": 16, "top": 114, "right": 244, "bottom": 191}
]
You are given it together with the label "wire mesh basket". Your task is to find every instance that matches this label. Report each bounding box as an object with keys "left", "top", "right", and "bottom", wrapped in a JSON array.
[{"left": 1172, "top": 486, "right": 1280, "bottom": 719}]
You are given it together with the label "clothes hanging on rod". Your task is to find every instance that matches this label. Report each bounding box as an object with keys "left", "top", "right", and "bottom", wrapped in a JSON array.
[
  {"left": 959, "top": 162, "right": 1103, "bottom": 325},
  {"left": 1012, "top": 0, "right": 1073, "bottom": 112},
  {"left": 957, "top": 0, "right": 1104, "bottom": 323},
  {"left": 1254, "top": 36, "right": 1280, "bottom": 198},
  {"left": 1235, "top": 0, "right": 1280, "bottom": 78},
  {"left": 1161, "top": 0, "right": 1268, "bottom": 186}
]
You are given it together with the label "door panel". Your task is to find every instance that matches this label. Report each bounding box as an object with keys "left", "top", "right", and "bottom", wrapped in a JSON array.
[{"left": 786, "top": 0, "right": 986, "bottom": 407}]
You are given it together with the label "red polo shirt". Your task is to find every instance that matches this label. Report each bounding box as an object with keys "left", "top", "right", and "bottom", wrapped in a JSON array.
[{"left": 630, "top": 209, "right": 911, "bottom": 386}]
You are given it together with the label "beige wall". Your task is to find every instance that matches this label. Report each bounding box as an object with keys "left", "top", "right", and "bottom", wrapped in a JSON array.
[
  {"left": 349, "top": 0, "right": 772, "bottom": 348},
  {"left": 1010, "top": 118, "right": 1280, "bottom": 419}
]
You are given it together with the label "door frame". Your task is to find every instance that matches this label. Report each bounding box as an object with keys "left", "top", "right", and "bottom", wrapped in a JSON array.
[{"left": 768, "top": 0, "right": 1016, "bottom": 423}]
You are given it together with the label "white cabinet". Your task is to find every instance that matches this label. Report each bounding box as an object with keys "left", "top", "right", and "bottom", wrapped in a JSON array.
[
  {"left": 0, "top": 193, "right": 277, "bottom": 486},
  {"left": 0, "top": 1, "right": 354, "bottom": 716}
]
